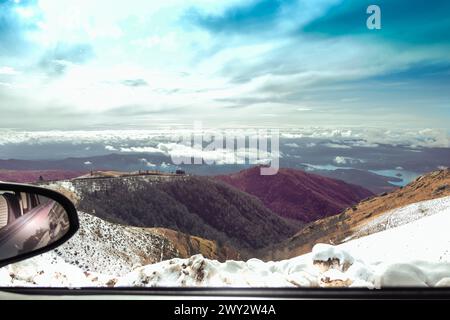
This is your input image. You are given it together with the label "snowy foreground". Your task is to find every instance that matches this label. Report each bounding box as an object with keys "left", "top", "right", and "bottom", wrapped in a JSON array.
[{"left": 1, "top": 196, "right": 450, "bottom": 288}]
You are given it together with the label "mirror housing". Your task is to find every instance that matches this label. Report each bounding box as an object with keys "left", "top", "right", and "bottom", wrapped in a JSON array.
[{"left": 0, "top": 183, "right": 79, "bottom": 268}]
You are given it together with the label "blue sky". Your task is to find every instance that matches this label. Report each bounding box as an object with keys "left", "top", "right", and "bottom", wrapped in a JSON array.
[{"left": 0, "top": 0, "right": 449, "bottom": 130}]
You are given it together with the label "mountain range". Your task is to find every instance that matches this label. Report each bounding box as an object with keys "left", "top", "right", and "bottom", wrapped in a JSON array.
[
  {"left": 0, "top": 169, "right": 85, "bottom": 183},
  {"left": 37, "top": 166, "right": 375, "bottom": 253},
  {"left": 2, "top": 162, "right": 450, "bottom": 288},
  {"left": 0, "top": 151, "right": 439, "bottom": 193}
]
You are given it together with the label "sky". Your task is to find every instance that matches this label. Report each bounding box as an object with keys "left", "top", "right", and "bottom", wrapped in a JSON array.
[{"left": 0, "top": 0, "right": 449, "bottom": 130}]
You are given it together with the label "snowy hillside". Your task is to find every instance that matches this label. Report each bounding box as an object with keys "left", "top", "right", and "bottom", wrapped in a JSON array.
[
  {"left": 350, "top": 195, "right": 450, "bottom": 241},
  {"left": 1, "top": 196, "right": 450, "bottom": 288},
  {"left": 51, "top": 212, "right": 181, "bottom": 276},
  {"left": 339, "top": 197, "right": 450, "bottom": 264}
]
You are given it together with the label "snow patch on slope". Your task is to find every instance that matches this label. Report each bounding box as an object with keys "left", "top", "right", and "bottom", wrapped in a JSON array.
[
  {"left": 44, "top": 180, "right": 77, "bottom": 195},
  {"left": 351, "top": 196, "right": 450, "bottom": 240},
  {"left": 340, "top": 198, "right": 450, "bottom": 264},
  {"left": 50, "top": 212, "right": 179, "bottom": 276}
]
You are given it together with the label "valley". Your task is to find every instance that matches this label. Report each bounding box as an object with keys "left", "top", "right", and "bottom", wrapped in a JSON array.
[
  {"left": 1, "top": 166, "right": 450, "bottom": 288},
  {"left": 51, "top": 172, "right": 301, "bottom": 253}
]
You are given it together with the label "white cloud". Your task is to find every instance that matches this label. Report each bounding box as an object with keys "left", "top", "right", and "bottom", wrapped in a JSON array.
[
  {"left": 281, "top": 128, "right": 449, "bottom": 149},
  {"left": 0, "top": 67, "right": 20, "bottom": 75},
  {"left": 120, "top": 146, "right": 164, "bottom": 154},
  {"left": 322, "top": 142, "right": 352, "bottom": 149},
  {"left": 105, "top": 145, "right": 117, "bottom": 151},
  {"left": 0, "top": 128, "right": 448, "bottom": 150},
  {"left": 15, "top": 6, "right": 37, "bottom": 19},
  {"left": 333, "top": 156, "right": 364, "bottom": 165},
  {"left": 285, "top": 142, "right": 299, "bottom": 148},
  {"left": 334, "top": 156, "right": 347, "bottom": 164},
  {"left": 160, "top": 162, "right": 170, "bottom": 168},
  {"left": 349, "top": 141, "right": 379, "bottom": 148},
  {"left": 155, "top": 142, "right": 280, "bottom": 166},
  {"left": 138, "top": 158, "right": 156, "bottom": 167}
]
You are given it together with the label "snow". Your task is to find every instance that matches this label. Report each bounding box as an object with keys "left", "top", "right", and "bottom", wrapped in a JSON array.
[
  {"left": 351, "top": 196, "right": 450, "bottom": 240},
  {"left": 373, "top": 261, "right": 450, "bottom": 287},
  {"left": 115, "top": 254, "right": 318, "bottom": 288},
  {"left": 340, "top": 200, "right": 450, "bottom": 264},
  {"left": 45, "top": 180, "right": 77, "bottom": 194},
  {"left": 2, "top": 254, "right": 106, "bottom": 287},
  {"left": 45, "top": 212, "right": 180, "bottom": 276},
  {"left": 1, "top": 196, "right": 450, "bottom": 288},
  {"left": 312, "top": 243, "right": 354, "bottom": 268}
]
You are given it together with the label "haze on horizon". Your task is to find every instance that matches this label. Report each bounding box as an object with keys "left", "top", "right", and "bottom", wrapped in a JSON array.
[{"left": 0, "top": 0, "right": 449, "bottom": 130}]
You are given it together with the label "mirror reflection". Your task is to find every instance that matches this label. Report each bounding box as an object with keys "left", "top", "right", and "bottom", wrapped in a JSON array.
[{"left": 0, "top": 192, "right": 70, "bottom": 260}]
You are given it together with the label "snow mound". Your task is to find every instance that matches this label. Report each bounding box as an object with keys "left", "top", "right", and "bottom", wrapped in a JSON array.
[
  {"left": 312, "top": 243, "right": 354, "bottom": 271},
  {"left": 375, "top": 261, "right": 450, "bottom": 287},
  {"left": 1, "top": 254, "right": 111, "bottom": 287},
  {"left": 115, "top": 244, "right": 450, "bottom": 288},
  {"left": 116, "top": 254, "right": 318, "bottom": 288},
  {"left": 2, "top": 243, "right": 450, "bottom": 288}
]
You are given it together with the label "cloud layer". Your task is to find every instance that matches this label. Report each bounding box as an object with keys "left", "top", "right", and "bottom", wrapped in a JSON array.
[
  {"left": 0, "top": 0, "right": 449, "bottom": 129},
  {"left": 0, "top": 127, "right": 448, "bottom": 149}
]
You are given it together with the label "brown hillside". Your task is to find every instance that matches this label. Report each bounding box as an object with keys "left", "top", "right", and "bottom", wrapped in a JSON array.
[{"left": 151, "top": 228, "right": 241, "bottom": 262}]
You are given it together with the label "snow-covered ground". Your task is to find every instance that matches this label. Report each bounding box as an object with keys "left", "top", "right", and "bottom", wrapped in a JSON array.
[
  {"left": 340, "top": 200, "right": 450, "bottom": 264},
  {"left": 50, "top": 212, "right": 181, "bottom": 276},
  {"left": 350, "top": 195, "right": 450, "bottom": 240},
  {"left": 1, "top": 196, "right": 450, "bottom": 288}
]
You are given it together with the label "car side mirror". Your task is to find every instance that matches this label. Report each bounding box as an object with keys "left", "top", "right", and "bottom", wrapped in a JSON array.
[{"left": 0, "top": 183, "right": 79, "bottom": 268}]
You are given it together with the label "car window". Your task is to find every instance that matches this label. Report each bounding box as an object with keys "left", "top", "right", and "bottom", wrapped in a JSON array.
[{"left": 0, "top": 0, "right": 449, "bottom": 289}]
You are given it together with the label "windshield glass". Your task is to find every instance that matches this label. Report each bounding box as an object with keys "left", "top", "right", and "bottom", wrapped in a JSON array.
[{"left": 0, "top": 0, "right": 450, "bottom": 289}]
